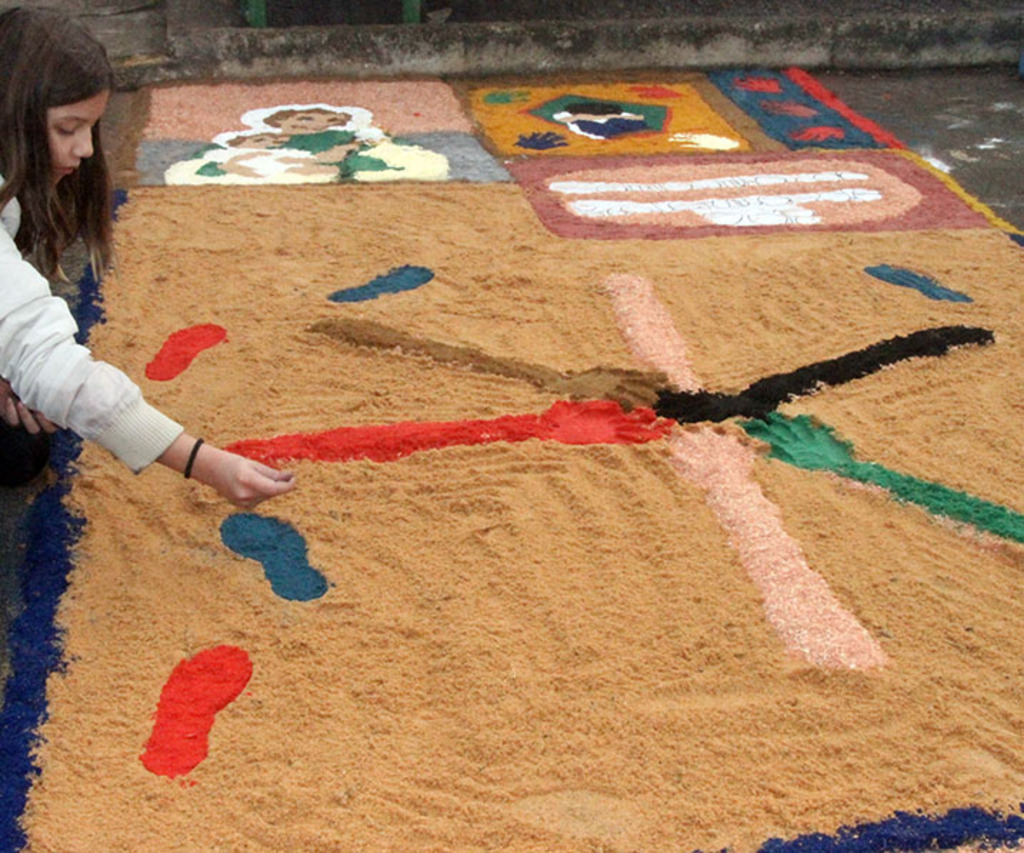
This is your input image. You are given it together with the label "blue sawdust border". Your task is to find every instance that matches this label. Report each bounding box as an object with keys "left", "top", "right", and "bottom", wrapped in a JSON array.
[
  {"left": 760, "top": 806, "right": 1024, "bottom": 851},
  {"left": 0, "top": 190, "right": 126, "bottom": 851}
]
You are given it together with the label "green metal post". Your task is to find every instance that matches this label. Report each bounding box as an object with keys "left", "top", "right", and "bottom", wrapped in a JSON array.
[
  {"left": 402, "top": 0, "right": 422, "bottom": 23},
  {"left": 241, "top": 0, "right": 267, "bottom": 27}
]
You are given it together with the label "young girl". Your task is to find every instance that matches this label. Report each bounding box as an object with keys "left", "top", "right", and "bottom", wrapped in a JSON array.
[{"left": 0, "top": 8, "right": 295, "bottom": 507}]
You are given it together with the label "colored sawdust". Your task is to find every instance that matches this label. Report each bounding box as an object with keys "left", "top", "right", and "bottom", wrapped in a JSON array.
[
  {"left": 18, "top": 171, "right": 1024, "bottom": 849},
  {"left": 603, "top": 272, "right": 887, "bottom": 671},
  {"left": 709, "top": 67, "right": 905, "bottom": 151},
  {"left": 511, "top": 150, "right": 991, "bottom": 240},
  {"left": 468, "top": 80, "right": 755, "bottom": 157},
  {"left": 308, "top": 315, "right": 666, "bottom": 409},
  {"left": 139, "top": 645, "right": 252, "bottom": 779},
  {"left": 145, "top": 323, "right": 227, "bottom": 381},
  {"left": 224, "top": 400, "right": 673, "bottom": 465},
  {"left": 220, "top": 514, "right": 329, "bottom": 602},
  {"left": 144, "top": 79, "right": 475, "bottom": 141}
]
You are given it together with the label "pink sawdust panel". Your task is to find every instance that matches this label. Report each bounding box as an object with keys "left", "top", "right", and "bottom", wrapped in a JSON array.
[
  {"left": 145, "top": 79, "right": 474, "bottom": 139},
  {"left": 510, "top": 150, "right": 992, "bottom": 240}
]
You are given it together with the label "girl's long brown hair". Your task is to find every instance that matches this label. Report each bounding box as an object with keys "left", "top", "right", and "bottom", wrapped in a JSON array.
[{"left": 0, "top": 8, "right": 114, "bottom": 278}]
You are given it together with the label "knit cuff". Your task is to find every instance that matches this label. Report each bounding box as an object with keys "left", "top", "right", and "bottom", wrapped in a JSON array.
[{"left": 93, "top": 398, "right": 184, "bottom": 473}]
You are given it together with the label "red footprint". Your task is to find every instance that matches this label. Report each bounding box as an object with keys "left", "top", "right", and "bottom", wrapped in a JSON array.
[
  {"left": 140, "top": 645, "right": 252, "bottom": 779},
  {"left": 145, "top": 323, "right": 227, "bottom": 381}
]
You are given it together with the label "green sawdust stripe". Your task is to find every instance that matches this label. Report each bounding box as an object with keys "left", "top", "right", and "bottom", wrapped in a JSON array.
[{"left": 742, "top": 414, "right": 1024, "bottom": 544}]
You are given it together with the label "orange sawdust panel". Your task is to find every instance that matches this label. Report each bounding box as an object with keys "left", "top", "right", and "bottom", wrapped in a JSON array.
[{"left": 468, "top": 80, "right": 756, "bottom": 157}]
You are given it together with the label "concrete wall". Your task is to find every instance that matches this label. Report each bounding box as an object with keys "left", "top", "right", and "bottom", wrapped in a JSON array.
[
  {"left": 2, "top": 1, "right": 1021, "bottom": 92},
  {"left": 0, "top": 0, "right": 168, "bottom": 58}
]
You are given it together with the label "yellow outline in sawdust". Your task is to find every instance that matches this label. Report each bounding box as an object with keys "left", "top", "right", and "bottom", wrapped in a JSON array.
[{"left": 890, "top": 148, "right": 1023, "bottom": 236}]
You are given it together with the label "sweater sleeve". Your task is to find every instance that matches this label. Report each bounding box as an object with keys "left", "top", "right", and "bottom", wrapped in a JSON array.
[{"left": 0, "top": 207, "right": 183, "bottom": 472}]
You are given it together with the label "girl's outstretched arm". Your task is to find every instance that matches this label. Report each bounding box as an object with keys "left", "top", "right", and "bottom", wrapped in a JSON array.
[{"left": 158, "top": 433, "right": 296, "bottom": 508}]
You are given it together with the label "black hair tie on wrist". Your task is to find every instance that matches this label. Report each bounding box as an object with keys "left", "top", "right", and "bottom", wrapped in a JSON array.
[{"left": 184, "top": 438, "right": 204, "bottom": 479}]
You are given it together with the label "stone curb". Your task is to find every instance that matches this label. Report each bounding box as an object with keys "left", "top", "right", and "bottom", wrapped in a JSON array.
[{"left": 114, "top": 12, "right": 1022, "bottom": 88}]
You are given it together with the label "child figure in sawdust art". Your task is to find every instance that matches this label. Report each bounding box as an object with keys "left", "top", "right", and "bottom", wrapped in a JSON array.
[
  {"left": 256, "top": 103, "right": 449, "bottom": 182},
  {"left": 0, "top": 8, "right": 295, "bottom": 503},
  {"left": 166, "top": 103, "right": 449, "bottom": 184},
  {"left": 259, "top": 106, "right": 367, "bottom": 167},
  {"left": 164, "top": 128, "right": 339, "bottom": 184}
]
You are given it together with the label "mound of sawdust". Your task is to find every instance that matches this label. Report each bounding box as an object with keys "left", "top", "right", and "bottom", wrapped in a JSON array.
[{"left": 21, "top": 177, "right": 1024, "bottom": 851}]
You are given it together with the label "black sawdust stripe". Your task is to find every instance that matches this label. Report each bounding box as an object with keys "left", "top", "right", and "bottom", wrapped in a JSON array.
[{"left": 654, "top": 325, "right": 994, "bottom": 424}]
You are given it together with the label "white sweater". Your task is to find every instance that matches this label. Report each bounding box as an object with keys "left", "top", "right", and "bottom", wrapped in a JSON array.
[{"left": 0, "top": 192, "right": 182, "bottom": 472}]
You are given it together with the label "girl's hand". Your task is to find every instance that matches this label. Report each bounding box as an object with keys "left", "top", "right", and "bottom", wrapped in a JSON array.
[
  {"left": 159, "top": 434, "right": 296, "bottom": 508},
  {"left": 201, "top": 447, "right": 296, "bottom": 508},
  {"left": 1, "top": 379, "right": 58, "bottom": 434}
]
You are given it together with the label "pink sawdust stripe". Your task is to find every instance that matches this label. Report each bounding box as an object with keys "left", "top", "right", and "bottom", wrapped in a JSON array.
[
  {"left": 785, "top": 67, "right": 905, "bottom": 150},
  {"left": 601, "top": 273, "right": 886, "bottom": 670},
  {"left": 602, "top": 274, "right": 702, "bottom": 392},
  {"left": 225, "top": 400, "right": 675, "bottom": 465},
  {"left": 668, "top": 429, "right": 887, "bottom": 669}
]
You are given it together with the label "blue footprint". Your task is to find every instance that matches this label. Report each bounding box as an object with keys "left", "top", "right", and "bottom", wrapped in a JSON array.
[
  {"left": 328, "top": 265, "right": 434, "bottom": 304},
  {"left": 864, "top": 264, "right": 972, "bottom": 303},
  {"left": 220, "top": 514, "right": 328, "bottom": 602}
]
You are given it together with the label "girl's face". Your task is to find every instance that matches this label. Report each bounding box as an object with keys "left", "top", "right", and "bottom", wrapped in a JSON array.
[{"left": 46, "top": 90, "right": 109, "bottom": 184}]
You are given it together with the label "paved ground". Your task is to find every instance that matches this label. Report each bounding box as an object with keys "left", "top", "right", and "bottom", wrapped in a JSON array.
[
  {"left": 0, "top": 63, "right": 1021, "bottom": 700},
  {"left": 819, "top": 67, "right": 1023, "bottom": 229}
]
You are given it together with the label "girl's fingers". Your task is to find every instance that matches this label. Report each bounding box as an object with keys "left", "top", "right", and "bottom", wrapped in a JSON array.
[
  {"left": 16, "top": 402, "right": 42, "bottom": 435},
  {"left": 0, "top": 393, "right": 56, "bottom": 434},
  {"left": 259, "top": 472, "right": 297, "bottom": 496},
  {"left": 16, "top": 403, "right": 57, "bottom": 435},
  {"left": 2, "top": 397, "right": 18, "bottom": 427},
  {"left": 252, "top": 461, "right": 296, "bottom": 483},
  {"left": 202, "top": 452, "right": 297, "bottom": 507},
  {"left": 35, "top": 411, "right": 58, "bottom": 434}
]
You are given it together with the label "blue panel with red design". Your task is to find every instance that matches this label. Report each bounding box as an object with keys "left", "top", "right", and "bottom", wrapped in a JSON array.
[{"left": 710, "top": 68, "right": 899, "bottom": 150}]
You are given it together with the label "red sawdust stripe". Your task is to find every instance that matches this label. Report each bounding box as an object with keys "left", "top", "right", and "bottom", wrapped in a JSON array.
[
  {"left": 225, "top": 400, "right": 674, "bottom": 465},
  {"left": 140, "top": 646, "right": 253, "bottom": 779},
  {"left": 785, "top": 67, "right": 905, "bottom": 150},
  {"left": 145, "top": 323, "right": 227, "bottom": 381}
]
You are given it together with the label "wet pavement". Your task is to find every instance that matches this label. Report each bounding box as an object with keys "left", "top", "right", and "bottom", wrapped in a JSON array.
[{"left": 820, "top": 67, "right": 1023, "bottom": 230}]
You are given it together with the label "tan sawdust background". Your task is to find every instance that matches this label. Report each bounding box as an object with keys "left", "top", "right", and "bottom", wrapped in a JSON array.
[{"left": 19, "top": 175, "right": 1024, "bottom": 850}]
